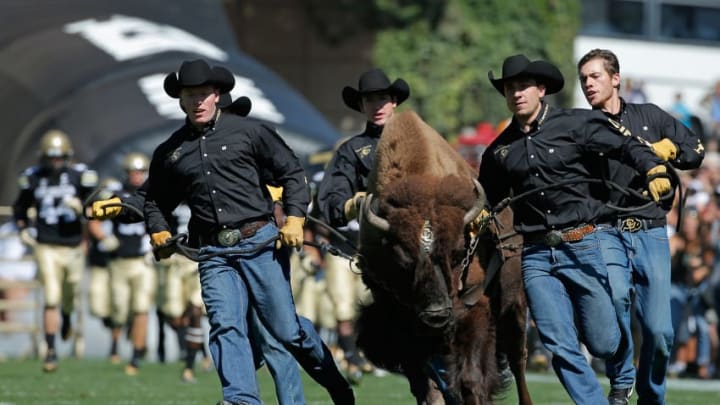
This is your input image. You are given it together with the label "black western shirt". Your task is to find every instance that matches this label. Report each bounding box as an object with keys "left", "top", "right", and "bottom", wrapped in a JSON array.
[
  {"left": 596, "top": 99, "right": 705, "bottom": 220},
  {"left": 479, "top": 104, "right": 664, "bottom": 234},
  {"left": 317, "top": 122, "right": 383, "bottom": 228},
  {"left": 144, "top": 113, "right": 309, "bottom": 240}
]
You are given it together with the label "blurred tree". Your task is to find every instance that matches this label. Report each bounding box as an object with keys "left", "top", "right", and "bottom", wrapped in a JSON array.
[
  {"left": 374, "top": 0, "right": 580, "bottom": 136},
  {"left": 303, "top": 0, "right": 580, "bottom": 136}
]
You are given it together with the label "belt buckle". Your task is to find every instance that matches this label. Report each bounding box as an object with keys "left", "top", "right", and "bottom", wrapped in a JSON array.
[
  {"left": 544, "top": 230, "right": 563, "bottom": 247},
  {"left": 620, "top": 218, "right": 642, "bottom": 233},
  {"left": 217, "top": 229, "right": 240, "bottom": 247}
]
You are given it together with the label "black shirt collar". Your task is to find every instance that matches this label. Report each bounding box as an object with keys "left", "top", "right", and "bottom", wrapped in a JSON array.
[
  {"left": 510, "top": 102, "right": 550, "bottom": 133},
  {"left": 185, "top": 109, "right": 221, "bottom": 137},
  {"left": 365, "top": 122, "right": 384, "bottom": 137}
]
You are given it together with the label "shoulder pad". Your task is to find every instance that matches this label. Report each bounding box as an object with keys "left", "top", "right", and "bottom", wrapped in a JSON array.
[
  {"left": 81, "top": 170, "right": 99, "bottom": 188},
  {"left": 17, "top": 174, "right": 30, "bottom": 189}
]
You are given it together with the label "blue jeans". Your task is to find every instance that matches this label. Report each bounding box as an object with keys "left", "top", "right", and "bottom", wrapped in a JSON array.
[
  {"left": 598, "top": 226, "right": 673, "bottom": 405},
  {"left": 199, "top": 223, "right": 343, "bottom": 405},
  {"left": 248, "top": 308, "right": 304, "bottom": 405},
  {"left": 522, "top": 229, "right": 620, "bottom": 405}
]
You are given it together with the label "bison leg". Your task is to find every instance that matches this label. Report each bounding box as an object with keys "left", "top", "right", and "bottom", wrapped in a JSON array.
[
  {"left": 495, "top": 260, "right": 533, "bottom": 405},
  {"left": 404, "top": 365, "right": 445, "bottom": 405}
]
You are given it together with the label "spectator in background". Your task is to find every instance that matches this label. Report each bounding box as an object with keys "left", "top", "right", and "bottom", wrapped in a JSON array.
[
  {"left": 710, "top": 80, "right": 720, "bottom": 140},
  {"left": 670, "top": 92, "right": 693, "bottom": 129},
  {"left": 12, "top": 129, "right": 98, "bottom": 372},
  {"left": 621, "top": 77, "right": 648, "bottom": 104}
]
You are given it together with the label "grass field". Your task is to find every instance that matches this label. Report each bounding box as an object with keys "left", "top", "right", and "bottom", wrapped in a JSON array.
[{"left": 1, "top": 358, "right": 720, "bottom": 404}]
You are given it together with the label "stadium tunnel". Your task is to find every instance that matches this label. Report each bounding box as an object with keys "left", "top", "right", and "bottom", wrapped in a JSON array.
[{"left": 0, "top": 0, "right": 341, "bottom": 206}]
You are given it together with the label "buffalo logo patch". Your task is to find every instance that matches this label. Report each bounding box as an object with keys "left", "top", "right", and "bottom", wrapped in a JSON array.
[
  {"left": 495, "top": 145, "right": 510, "bottom": 162},
  {"left": 356, "top": 145, "right": 372, "bottom": 158},
  {"left": 168, "top": 147, "right": 182, "bottom": 163}
]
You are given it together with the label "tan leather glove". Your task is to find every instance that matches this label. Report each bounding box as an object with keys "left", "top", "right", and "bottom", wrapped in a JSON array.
[
  {"left": 150, "top": 231, "right": 173, "bottom": 259},
  {"left": 92, "top": 197, "right": 122, "bottom": 220},
  {"left": 279, "top": 216, "right": 304, "bottom": 249},
  {"left": 651, "top": 138, "right": 678, "bottom": 161},
  {"left": 468, "top": 209, "right": 491, "bottom": 238},
  {"left": 343, "top": 192, "right": 367, "bottom": 221},
  {"left": 647, "top": 165, "right": 671, "bottom": 202},
  {"left": 266, "top": 185, "right": 284, "bottom": 202}
]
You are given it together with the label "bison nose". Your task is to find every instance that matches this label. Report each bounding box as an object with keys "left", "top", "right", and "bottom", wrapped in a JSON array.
[{"left": 418, "top": 304, "right": 453, "bottom": 329}]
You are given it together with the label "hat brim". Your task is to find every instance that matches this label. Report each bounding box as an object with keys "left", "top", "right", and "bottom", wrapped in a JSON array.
[
  {"left": 220, "top": 95, "right": 252, "bottom": 117},
  {"left": 164, "top": 66, "right": 235, "bottom": 98},
  {"left": 488, "top": 61, "right": 564, "bottom": 96},
  {"left": 342, "top": 78, "right": 410, "bottom": 112}
]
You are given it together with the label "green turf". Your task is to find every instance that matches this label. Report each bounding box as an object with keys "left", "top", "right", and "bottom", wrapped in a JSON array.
[{"left": 1, "top": 358, "right": 719, "bottom": 404}]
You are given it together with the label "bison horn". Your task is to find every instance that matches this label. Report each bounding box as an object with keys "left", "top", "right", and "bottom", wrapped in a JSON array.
[
  {"left": 362, "top": 193, "right": 390, "bottom": 232},
  {"left": 463, "top": 178, "right": 486, "bottom": 225}
]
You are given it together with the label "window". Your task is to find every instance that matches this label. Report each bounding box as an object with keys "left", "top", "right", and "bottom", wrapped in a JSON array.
[
  {"left": 581, "top": 0, "right": 646, "bottom": 37},
  {"left": 580, "top": 0, "right": 720, "bottom": 43},
  {"left": 660, "top": 4, "right": 720, "bottom": 41}
]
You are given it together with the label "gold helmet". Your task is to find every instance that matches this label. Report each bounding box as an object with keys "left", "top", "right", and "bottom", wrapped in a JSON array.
[
  {"left": 123, "top": 152, "right": 150, "bottom": 172},
  {"left": 39, "top": 129, "right": 73, "bottom": 158}
]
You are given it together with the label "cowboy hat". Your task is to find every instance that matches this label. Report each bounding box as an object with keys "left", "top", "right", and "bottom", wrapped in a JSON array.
[
  {"left": 218, "top": 93, "right": 252, "bottom": 117},
  {"left": 164, "top": 59, "right": 235, "bottom": 98},
  {"left": 488, "top": 54, "right": 564, "bottom": 96},
  {"left": 342, "top": 68, "right": 410, "bottom": 112}
]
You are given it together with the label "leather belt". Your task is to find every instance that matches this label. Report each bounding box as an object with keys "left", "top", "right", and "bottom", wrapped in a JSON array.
[
  {"left": 198, "top": 219, "right": 269, "bottom": 247},
  {"left": 616, "top": 217, "right": 666, "bottom": 233},
  {"left": 526, "top": 224, "right": 596, "bottom": 247}
]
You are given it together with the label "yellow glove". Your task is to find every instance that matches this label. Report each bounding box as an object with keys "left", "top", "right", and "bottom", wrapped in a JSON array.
[
  {"left": 343, "top": 192, "right": 367, "bottom": 221},
  {"left": 92, "top": 197, "right": 122, "bottom": 220},
  {"left": 266, "top": 185, "right": 284, "bottom": 202},
  {"left": 647, "top": 165, "right": 671, "bottom": 202},
  {"left": 468, "top": 209, "right": 491, "bottom": 237},
  {"left": 150, "top": 231, "right": 173, "bottom": 259},
  {"left": 279, "top": 216, "right": 305, "bottom": 248},
  {"left": 651, "top": 138, "right": 678, "bottom": 161}
]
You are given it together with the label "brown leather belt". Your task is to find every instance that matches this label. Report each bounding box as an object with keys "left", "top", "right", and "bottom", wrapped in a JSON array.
[
  {"left": 526, "top": 224, "right": 596, "bottom": 247},
  {"left": 198, "top": 219, "right": 269, "bottom": 247}
]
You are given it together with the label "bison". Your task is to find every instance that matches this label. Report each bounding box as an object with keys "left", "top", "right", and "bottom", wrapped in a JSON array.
[{"left": 354, "top": 111, "right": 531, "bottom": 404}]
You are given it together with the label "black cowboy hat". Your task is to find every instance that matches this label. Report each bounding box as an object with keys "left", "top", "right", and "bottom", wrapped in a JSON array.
[
  {"left": 218, "top": 93, "right": 252, "bottom": 117},
  {"left": 488, "top": 54, "right": 564, "bottom": 96},
  {"left": 342, "top": 68, "right": 410, "bottom": 112},
  {"left": 164, "top": 59, "right": 235, "bottom": 98}
]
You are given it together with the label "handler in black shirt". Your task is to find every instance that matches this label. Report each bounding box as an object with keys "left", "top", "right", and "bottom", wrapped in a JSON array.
[
  {"left": 476, "top": 54, "right": 671, "bottom": 405},
  {"left": 578, "top": 48, "right": 705, "bottom": 405},
  {"left": 143, "top": 59, "right": 352, "bottom": 405},
  {"left": 317, "top": 68, "right": 410, "bottom": 380}
]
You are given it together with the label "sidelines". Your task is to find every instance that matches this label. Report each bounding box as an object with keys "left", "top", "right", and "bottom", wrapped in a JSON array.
[{"left": 526, "top": 372, "right": 720, "bottom": 392}]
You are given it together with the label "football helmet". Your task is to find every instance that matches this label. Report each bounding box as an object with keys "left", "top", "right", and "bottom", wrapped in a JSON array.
[
  {"left": 39, "top": 129, "right": 73, "bottom": 158},
  {"left": 122, "top": 153, "right": 150, "bottom": 172}
]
